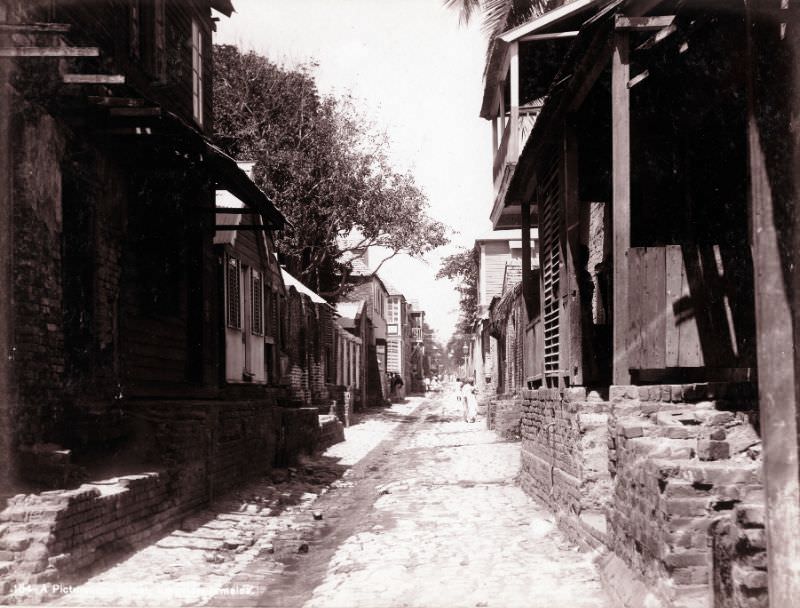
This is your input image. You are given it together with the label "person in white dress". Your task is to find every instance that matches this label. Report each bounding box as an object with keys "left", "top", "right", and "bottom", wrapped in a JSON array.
[{"left": 461, "top": 379, "right": 478, "bottom": 423}]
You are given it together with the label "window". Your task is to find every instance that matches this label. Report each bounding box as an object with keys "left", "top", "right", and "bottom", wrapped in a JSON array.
[
  {"left": 264, "top": 289, "right": 274, "bottom": 336},
  {"left": 252, "top": 271, "right": 264, "bottom": 335},
  {"left": 191, "top": 19, "right": 204, "bottom": 126},
  {"left": 226, "top": 255, "right": 241, "bottom": 329}
]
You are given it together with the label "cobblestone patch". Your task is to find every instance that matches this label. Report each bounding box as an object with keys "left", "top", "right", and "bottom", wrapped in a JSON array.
[
  {"left": 21, "top": 400, "right": 422, "bottom": 607},
  {"left": 212, "top": 391, "right": 610, "bottom": 608}
]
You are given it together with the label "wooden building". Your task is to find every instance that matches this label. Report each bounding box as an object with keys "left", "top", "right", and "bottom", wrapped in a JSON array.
[
  {"left": 214, "top": 162, "right": 285, "bottom": 388},
  {"left": 0, "top": 0, "right": 289, "bottom": 489},
  {"left": 479, "top": 0, "right": 800, "bottom": 606}
]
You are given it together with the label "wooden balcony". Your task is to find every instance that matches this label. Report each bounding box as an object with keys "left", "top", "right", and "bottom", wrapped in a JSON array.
[{"left": 492, "top": 109, "right": 539, "bottom": 203}]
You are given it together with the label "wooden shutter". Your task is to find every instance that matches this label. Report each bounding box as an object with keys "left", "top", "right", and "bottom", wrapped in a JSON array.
[
  {"left": 540, "top": 155, "right": 561, "bottom": 379},
  {"left": 252, "top": 271, "right": 263, "bottom": 335},
  {"left": 226, "top": 255, "right": 241, "bottom": 329}
]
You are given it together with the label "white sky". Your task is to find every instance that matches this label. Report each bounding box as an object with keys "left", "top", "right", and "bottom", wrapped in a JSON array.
[{"left": 216, "top": 0, "right": 494, "bottom": 342}]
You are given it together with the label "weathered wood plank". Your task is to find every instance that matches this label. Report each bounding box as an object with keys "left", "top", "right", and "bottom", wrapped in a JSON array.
[
  {"left": 644, "top": 247, "right": 666, "bottom": 368},
  {"left": 635, "top": 24, "right": 678, "bottom": 51},
  {"left": 628, "top": 248, "right": 644, "bottom": 370},
  {"left": 108, "top": 107, "right": 161, "bottom": 117},
  {"left": 0, "top": 22, "right": 71, "bottom": 33},
  {"left": 665, "top": 245, "right": 682, "bottom": 367},
  {"left": 520, "top": 30, "right": 579, "bottom": 42},
  {"left": 677, "top": 247, "right": 702, "bottom": 367},
  {"left": 612, "top": 32, "right": 631, "bottom": 384},
  {"left": 87, "top": 96, "right": 145, "bottom": 107},
  {"left": 64, "top": 74, "right": 125, "bottom": 84},
  {"left": 564, "top": 122, "right": 582, "bottom": 384},
  {"left": 615, "top": 15, "right": 675, "bottom": 31},
  {"left": 0, "top": 46, "right": 99, "bottom": 57}
]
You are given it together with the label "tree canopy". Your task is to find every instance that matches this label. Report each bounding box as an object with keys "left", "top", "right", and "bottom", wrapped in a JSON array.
[
  {"left": 436, "top": 246, "right": 479, "bottom": 337},
  {"left": 213, "top": 45, "right": 448, "bottom": 296}
]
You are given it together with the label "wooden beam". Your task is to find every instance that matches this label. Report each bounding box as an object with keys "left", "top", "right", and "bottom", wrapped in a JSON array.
[
  {"left": 522, "top": 197, "right": 533, "bottom": 317},
  {"left": 627, "top": 69, "right": 649, "bottom": 89},
  {"left": 614, "top": 15, "right": 675, "bottom": 31},
  {"left": 520, "top": 31, "right": 579, "bottom": 42},
  {"left": 101, "top": 127, "right": 152, "bottom": 135},
  {"left": 63, "top": 74, "right": 125, "bottom": 84},
  {"left": 745, "top": 4, "right": 800, "bottom": 605},
  {"left": 87, "top": 96, "right": 145, "bottom": 107},
  {"left": 108, "top": 107, "right": 160, "bottom": 117},
  {"left": 0, "top": 46, "right": 99, "bottom": 57},
  {"left": 563, "top": 119, "right": 582, "bottom": 386},
  {"left": 509, "top": 42, "right": 520, "bottom": 162},
  {"left": 216, "top": 225, "right": 272, "bottom": 230},
  {"left": 0, "top": 22, "right": 71, "bottom": 33},
  {"left": 611, "top": 30, "right": 631, "bottom": 386},
  {"left": 635, "top": 23, "right": 678, "bottom": 51}
]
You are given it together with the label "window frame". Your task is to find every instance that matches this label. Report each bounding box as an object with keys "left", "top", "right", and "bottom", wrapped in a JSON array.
[
  {"left": 191, "top": 18, "right": 204, "bottom": 127},
  {"left": 226, "top": 254, "right": 242, "bottom": 330}
]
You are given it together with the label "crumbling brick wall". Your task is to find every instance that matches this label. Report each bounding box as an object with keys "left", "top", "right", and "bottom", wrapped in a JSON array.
[
  {"left": 519, "top": 387, "right": 611, "bottom": 518},
  {"left": 0, "top": 393, "right": 321, "bottom": 602},
  {"left": 487, "top": 395, "right": 522, "bottom": 440},
  {"left": 606, "top": 383, "right": 764, "bottom": 608}
]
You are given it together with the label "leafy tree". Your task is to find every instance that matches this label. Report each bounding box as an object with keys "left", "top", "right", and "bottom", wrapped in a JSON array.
[
  {"left": 213, "top": 45, "right": 448, "bottom": 297},
  {"left": 436, "top": 246, "right": 479, "bottom": 336}
]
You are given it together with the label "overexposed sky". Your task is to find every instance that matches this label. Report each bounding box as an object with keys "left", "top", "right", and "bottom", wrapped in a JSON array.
[{"left": 216, "top": 0, "right": 494, "bottom": 341}]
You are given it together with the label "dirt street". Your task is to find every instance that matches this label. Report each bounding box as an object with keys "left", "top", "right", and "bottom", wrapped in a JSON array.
[{"left": 50, "top": 393, "right": 610, "bottom": 608}]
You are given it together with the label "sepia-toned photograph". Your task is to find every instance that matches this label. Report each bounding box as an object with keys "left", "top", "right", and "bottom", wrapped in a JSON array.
[{"left": 0, "top": 1, "right": 798, "bottom": 606}]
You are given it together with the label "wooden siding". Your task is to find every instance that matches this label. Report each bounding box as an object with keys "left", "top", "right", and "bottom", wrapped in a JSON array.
[
  {"left": 54, "top": 0, "right": 215, "bottom": 131},
  {"left": 480, "top": 241, "right": 512, "bottom": 305},
  {"left": 628, "top": 245, "right": 756, "bottom": 371}
]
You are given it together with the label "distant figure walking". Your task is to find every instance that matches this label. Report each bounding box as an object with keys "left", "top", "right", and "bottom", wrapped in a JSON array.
[
  {"left": 423, "top": 376, "right": 431, "bottom": 393},
  {"left": 461, "top": 379, "right": 478, "bottom": 423}
]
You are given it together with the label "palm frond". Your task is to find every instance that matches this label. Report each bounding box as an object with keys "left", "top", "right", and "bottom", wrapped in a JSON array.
[{"left": 442, "top": 0, "right": 482, "bottom": 26}]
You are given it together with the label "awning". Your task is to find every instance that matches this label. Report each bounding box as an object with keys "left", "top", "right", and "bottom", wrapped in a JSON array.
[{"left": 203, "top": 142, "right": 287, "bottom": 230}]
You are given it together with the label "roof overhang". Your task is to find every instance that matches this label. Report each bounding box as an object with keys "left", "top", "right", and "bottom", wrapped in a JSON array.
[
  {"left": 479, "top": 0, "right": 603, "bottom": 119},
  {"left": 506, "top": 1, "right": 623, "bottom": 210},
  {"left": 204, "top": 143, "right": 287, "bottom": 230},
  {"left": 211, "top": 1, "right": 235, "bottom": 17}
]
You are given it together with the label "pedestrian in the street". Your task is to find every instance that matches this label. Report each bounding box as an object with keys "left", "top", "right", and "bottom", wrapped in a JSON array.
[{"left": 461, "top": 379, "right": 478, "bottom": 423}]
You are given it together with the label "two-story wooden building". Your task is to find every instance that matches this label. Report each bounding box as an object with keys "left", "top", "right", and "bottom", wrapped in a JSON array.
[
  {"left": 0, "top": 3, "right": 318, "bottom": 595},
  {"left": 477, "top": 1, "right": 800, "bottom": 606}
]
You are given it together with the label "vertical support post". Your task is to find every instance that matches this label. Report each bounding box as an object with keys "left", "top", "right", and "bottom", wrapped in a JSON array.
[
  {"left": 522, "top": 197, "right": 533, "bottom": 315},
  {"left": 492, "top": 116, "right": 498, "bottom": 156},
  {"left": 509, "top": 41, "right": 520, "bottom": 161},
  {"left": 611, "top": 30, "right": 631, "bottom": 385},
  {"left": 0, "top": 28, "right": 15, "bottom": 492},
  {"left": 564, "top": 120, "right": 582, "bottom": 385},
  {"left": 498, "top": 84, "right": 506, "bottom": 130},
  {"left": 744, "top": 5, "right": 800, "bottom": 606}
]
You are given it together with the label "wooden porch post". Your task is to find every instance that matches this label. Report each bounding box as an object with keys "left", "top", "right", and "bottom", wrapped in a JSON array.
[
  {"left": 509, "top": 41, "right": 520, "bottom": 161},
  {"left": 745, "top": 5, "right": 800, "bottom": 605},
  {"left": 521, "top": 197, "right": 533, "bottom": 313},
  {"left": 564, "top": 120, "right": 582, "bottom": 385},
  {"left": 611, "top": 30, "right": 631, "bottom": 385}
]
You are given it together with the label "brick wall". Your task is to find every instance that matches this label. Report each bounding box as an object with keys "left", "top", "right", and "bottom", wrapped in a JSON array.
[
  {"left": 487, "top": 395, "right": 522, "bottom": 440},
  {"left": 519, "top": 387, "right": 611, "bottom": 518},
  {"left": 11, "top": 109, "right": 66, "bottom": 451},
  {"left": 0, "top": 395, "right": 322, "bottom": 601},
  {"left": 605, "top": 383, "right": 764, "bottom": 608}
]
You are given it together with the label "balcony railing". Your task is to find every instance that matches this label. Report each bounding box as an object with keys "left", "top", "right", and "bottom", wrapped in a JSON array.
[{"left": 492, "top": 109, "right": 539, "bottom": 197}]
